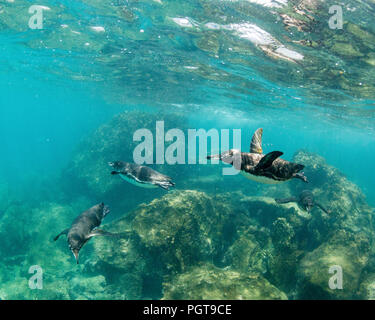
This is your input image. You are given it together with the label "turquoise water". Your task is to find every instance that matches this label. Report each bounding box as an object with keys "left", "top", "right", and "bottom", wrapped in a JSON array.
[{"left": 0, "top": 0, "right": 375, "bottom": 300}]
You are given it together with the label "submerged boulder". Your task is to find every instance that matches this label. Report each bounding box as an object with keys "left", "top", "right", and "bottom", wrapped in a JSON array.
[
  {"left": 292, "top": 151, "right": 374, "bottom": 239},
  {"left": 131, "top": 190, "right": 238, "bottom": 273},
  {"left": 94, "top": 190, "right": 237, "bottom": 279},
  {"left": 92, "top": 190, "right": 312, "bottom": 299},
  {"left": 162, "top": 264, "right": 288, "bottom": 300},
  {"left": 223, "top": 226, "right": 271, "bottom": 275},
  {"left": 359, "top": 273, "right": 375, "bottom": 300},
  {"left": 297, "top": 231, "right": 370, "bottom": 299}
]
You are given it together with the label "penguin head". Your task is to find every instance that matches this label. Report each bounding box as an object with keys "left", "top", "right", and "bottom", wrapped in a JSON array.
[
  {"left": 68, "top": 236, "right": 83, "bottom": 264},
  {"left": 94, "top": 202, "right": 110, "bottom": 219},
  {"left": 303, "top": 197, "right": 314, "bottom": 212},
  {"left": 219, "top": 149, "right": 242, "bottom": 169},
  {"left": 108, "top": 161, "right": 123, "bottom": 172}
]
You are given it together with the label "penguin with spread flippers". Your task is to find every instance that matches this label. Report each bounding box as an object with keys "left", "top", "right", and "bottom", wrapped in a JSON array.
[
  {"left": 275, "top": 190, "right": 329, "bottom": 214},
  {"left": 207, "top": 128, "right": 308, "bottom": 184},
  {"left": 54, "top": 203, "right": 116, "bottom": 264}
]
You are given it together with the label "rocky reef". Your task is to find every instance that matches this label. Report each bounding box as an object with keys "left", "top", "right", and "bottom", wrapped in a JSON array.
[
  {"left": 0, "top": 149, "right": 374, "bottom": 300},
  {"left": 83, "top": 150, "right": 374, "bottom": 299},
  {"left": 162, "top": 264, "right": 287, "bottom": 300}
]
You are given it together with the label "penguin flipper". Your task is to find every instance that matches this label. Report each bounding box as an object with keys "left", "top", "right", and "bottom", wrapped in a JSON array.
[
  {"left": 53, "top": 229, "right": 69, "bottom": 241},
  {"left": 275, "top": 197, "right": 297, "bottom": 204},
  {"left": 255, "top": 151, "right": 283, "bottom": 171},
  {"left": 250, "top": 128, "right": 263, "bottom": 154},
  {"left": 87, "top": 229, "right": 118, "bottom": 239},
  {"left": 316, "top": 203, "right": 330, "bottom": 214}
]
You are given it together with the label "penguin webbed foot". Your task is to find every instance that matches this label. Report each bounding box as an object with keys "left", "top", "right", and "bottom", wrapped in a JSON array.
[
  {"left": 158, "top": 181, "right": 175, "bottom": 190},
  {"left": 294, "top": 172, "right": 308, "bottom": 183}
]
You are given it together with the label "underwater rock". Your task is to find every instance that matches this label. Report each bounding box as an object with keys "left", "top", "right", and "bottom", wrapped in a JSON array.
[
  {"left": 358, "top": 272, "right": 375, "bottom": 300},
  {"left": 239, "top": 195, "right": 308, "bottom": 227},
  {"left": 92, "top": 190, "right": 255, "bottom": 298},
  {"left": 0, "top": 272, "right": 115, "bottom": 300},
  {"left": 91, "top": 228, "right": 146, "bottom": 299},
  {"left": 131, "top": 190, "right": 232, "bottom": 265},
  {"left": 223, "top": 226, "right": 271, "bottom": 275},
  {"left": 271, "top": 217, "right": 296, "bottom": 250},
  {"left": 93, "top": 190, "right": 314, "bottom": 299},
  {"left": 297, "top": 231, "right": 370, "bottom": 299},
  {"left": 0, "top": 200, "right": 86, "bottom": 260},
  {"left": 0, "top": 276, "right": 70, "bottom": 300},
  {"left": 89, "top": 166, "right": 373, "bottom": 300},
  {"left": 224, "top": 195, "right": 307, "bottom": 285},
  {"left": 267, "top": 216, "right": 306, "bottom": 294},
  {"left": 95, "top": 190, "right": 236, "bottom": 276},
  {"left": 291, "top": 151, "right": 374, "bottom": 238},
  {"left": 68, "top": 275, "right": 108, "bottom": 300},
  {"left": 0, "top": 198, "right": 127, "bottom": 300},
  {"left": 162, "top": 264, "right": 288, "bottom": 300}
]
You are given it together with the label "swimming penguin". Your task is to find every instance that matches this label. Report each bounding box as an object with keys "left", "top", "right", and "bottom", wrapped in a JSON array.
[
  {"left": 54, "top": 203, "right": 115, "bottom": 264},
  {"left": 275, "top": 190, "right": 329, "bottom": 214},
  {"left": 109, "top": 161, "right": 175, "bottom": 190},
  {"left": 207, "top": 128, "right": 308, "bottom": 184}
]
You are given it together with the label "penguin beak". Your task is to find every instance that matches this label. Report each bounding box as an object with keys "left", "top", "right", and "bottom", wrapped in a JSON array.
[
  {"left": 72, "top": 249, "right": 80, "bottom": 264},
  {"left": 207, "top": 154, "right": 221, "bottom": 160}
]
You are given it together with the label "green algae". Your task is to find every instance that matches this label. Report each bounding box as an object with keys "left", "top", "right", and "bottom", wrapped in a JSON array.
[
  {"left": 162, "top": 264, "right": 288, "bottom": 300},
  {"left": 298, "top": 231, "right": 370, "bottom": 299}
]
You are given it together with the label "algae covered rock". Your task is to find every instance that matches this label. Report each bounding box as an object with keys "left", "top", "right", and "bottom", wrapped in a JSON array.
[
  {"left": 0, "top": 199, "right": 89, "bottom": 262},
  {"left": 292, "top": 151, "right": 374, "bottom": 237},
  {"left": 94, "top": 190, "right": 236, "bottom": 277},
  {"left": 131, "top": 190, "right": 235, "bottom": 272},
  {"left": 92, "top": 190, "right": 242, "bottom": 299},
  {"left": 162, "top": 264, "right": 287, "bottom": 300},
  {"left": 88, "top": 214, "right": 146, "bottom": 299},
  {"left": 297, "top": 231, "right": 370, "bottom": 299},
  {"left": 68, "top": 275, "right": 107, "bottom": 300},
  {"left": 359, "top": 273, "right": 375, "bottom": 300},
  {"left": 223, "top": 227, "right": 271, "bottom": 275},
  {"left": 93, "top": 190, "right": 315, "bottom": 299}
]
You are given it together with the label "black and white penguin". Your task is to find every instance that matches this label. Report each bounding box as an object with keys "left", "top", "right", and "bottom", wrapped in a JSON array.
[
  {"left": 109, "top": 161, "right": 175, "bottom": 190},
  {"left": 207, "top": 128, "right": 308, "bottom": 184}
]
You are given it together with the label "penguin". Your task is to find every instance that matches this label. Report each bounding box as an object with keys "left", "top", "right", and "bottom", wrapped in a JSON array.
[
  {"left": 275, "top": 190, "right": 329, "bottom": 214},
  {"left": 54, "top": 203, "right": 115, "bottom": 264},
  {"left": 109, "top": 161, "right": 175, "bottom": 190},
  {"left": 207, "top": 128, "right": 308, "bottom": 184}
]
